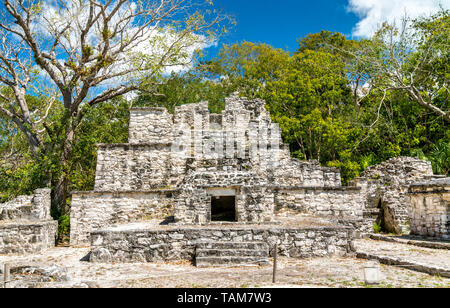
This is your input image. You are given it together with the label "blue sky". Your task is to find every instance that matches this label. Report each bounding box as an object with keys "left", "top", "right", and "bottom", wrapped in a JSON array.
[
  {"left": 211, "top": 0, "right": 359, "bottom": 53},
  {"left": 205, "top": 0, "right": 449, "bottom": 57}
]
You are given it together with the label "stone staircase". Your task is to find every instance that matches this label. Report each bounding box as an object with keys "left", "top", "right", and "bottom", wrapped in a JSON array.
[{"left": 195, "top": 242, "right": 269, "bottom": 267}]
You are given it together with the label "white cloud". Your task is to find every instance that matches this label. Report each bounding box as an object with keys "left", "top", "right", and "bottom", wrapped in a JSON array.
[
  {"left": 347, "top": 0, "right": 449, "bottom": 38},
  {"left": 20, "top": 0, "right": 216, "bottom": 99}
]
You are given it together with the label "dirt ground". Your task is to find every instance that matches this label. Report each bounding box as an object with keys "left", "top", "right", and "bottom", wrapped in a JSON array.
[{"left": 0, "top": 245, "right": 448, "bottom": 288}]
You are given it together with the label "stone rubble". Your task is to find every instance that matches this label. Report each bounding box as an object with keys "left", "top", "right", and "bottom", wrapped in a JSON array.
[{"left": 350, "top": 157, "right": 442, "bottom": 234}]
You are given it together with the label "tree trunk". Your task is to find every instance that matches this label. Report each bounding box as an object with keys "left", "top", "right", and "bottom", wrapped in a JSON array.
[
  {"left": 52, "top": 176, "right": 68, "bottom": 216},
  {"left": 52, "top": 123, "right": 76, "bottom": 216}
]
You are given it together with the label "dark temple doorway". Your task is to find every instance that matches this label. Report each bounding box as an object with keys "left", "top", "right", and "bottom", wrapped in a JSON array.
[{"left": 211, "top": 196, "right": 236, "bottom": 222}]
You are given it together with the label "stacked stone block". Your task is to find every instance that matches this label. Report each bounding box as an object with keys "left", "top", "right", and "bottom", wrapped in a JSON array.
[
  {"left": 274, "top": 186, "right": 363, "bottom": 228},
  {"left": 89, "top": 225, "right": 355, "bottom": 263},
  {"left": 93, "top": 93, "right": 342, "bottom": 194},
  {"left": 350, "top": 157, "right": 435, "bottom": 234},
  {"left": 0, "top": 188, "right": 57, "bottom": 254},
  {"left": 409, "top": 178, "right": 449, "bottom": 239},
  {"left": 129, "top": 107, "right": 174, "bottom": 144},
  {"left": 70, "top": 190, "right": 175, "bottom": 246}
]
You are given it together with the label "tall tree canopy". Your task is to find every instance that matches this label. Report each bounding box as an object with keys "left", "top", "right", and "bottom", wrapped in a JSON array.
[{"left": 347, "top": 10, "right": 449, "bottom": 122}]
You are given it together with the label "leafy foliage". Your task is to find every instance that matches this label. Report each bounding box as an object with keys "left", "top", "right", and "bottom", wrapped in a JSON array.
[
  {"left": 135, "top": 72, "right": 235, "bottom": 114},
  {"left": 0, "top": 97, "right": 129, "bottom": 207},
  {"left": 373, "top": 221, "right": 382, "bottom": 234}
]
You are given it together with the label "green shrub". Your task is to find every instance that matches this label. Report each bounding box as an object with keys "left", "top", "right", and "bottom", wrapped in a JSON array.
[{"left": 373, "top": 222, "right": 382, "bottom": 233}]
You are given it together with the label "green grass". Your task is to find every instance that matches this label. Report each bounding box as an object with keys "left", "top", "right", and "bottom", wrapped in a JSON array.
[{"left": 373, "top": 222, "right": 382, "bottom": 233}]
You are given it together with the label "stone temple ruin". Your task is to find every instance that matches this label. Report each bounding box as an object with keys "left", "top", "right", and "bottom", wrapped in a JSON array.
[
  {"left": 1, "top": 93, "right": 448, "bottom": 265},
  {"left": 70, "top": 93, "right": 362, "bottom": 265},
  {"left": 68, "top": 93, "right": 449, "bottom": 265}
]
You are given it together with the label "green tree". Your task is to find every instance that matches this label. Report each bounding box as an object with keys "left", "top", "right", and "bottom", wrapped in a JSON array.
[
  {"left": 349, "top": 10, "right": 449, "bottom": 122},
  {"left": 135, "top": 72, "right": 234, "bottom": 114},
  {"left": 0, "top": 0, "right": 230, "bottom": 214},
  {"left": 0, "top": 96, "right": 130, "bottom": 205}
]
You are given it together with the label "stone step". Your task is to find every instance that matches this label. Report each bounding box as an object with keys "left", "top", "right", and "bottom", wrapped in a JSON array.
[
  {"left": 195, "top": 241, "right": 268, "bottom": 250},
  {"left": 196, "top": 248, "right": 268, "bottom": 258},
  {"left": 194, "top": 241, "right": 269, "bottom": 267},
  {"left": 195, "top": 256, "right": 269, "bottom": 267}
]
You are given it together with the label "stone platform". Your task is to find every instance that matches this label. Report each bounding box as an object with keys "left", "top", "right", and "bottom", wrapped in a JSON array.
[
  {"left": 0, "top": 220, "right": 57, "bottom": 254},
  {"left": 355, "top": 238, "right": 450, "bottom": 278},
  {"left": 89, "top": 217, "right": 355, "bottom": 263}
]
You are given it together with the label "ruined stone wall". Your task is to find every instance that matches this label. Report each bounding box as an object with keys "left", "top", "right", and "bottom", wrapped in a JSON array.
[
  {"left": 350, "top": 157, "right": 434, "bottom": 234},
  {"left": 409, "top": 178, "right": 449, "bottom": 239},
  {"left": 93, "top": 94, "right": 341, "bottom": 192},
  {"left": 0, "top": 188, "right": 56, "bottom": 254},
  {"left": 274, "top": 187, "right": 364, "bottom": 230},
  {"left": 70, "top": 94, "right": 353, "bottom": 246},
  {"left": 271, "top": 160, "right": 341, "bottom": 187},
  {"left": 129, "top": 108, "right": 174, "bottom": 144},
  {"left": 0, "top": 188, "right": 51, "bottom": 221},
  {"left": 89, "top": 226, "right": 355, "bottom": 263},
  {"left": 173, "top": 167, "right": 274, "bottom": 224},
  {"left": 348, "top": 178, "right": 381, "bottom": 233},
  {"left": 94, "top": 144, "right": 185, "bottom": 191},
  {"left": 240, "top": 186, "right": 275, "bottom": 223},
  {"left": 0, "top": 221, "right": 57, "bottom": 254},
  {"left": 70, "top": 190, "right": 175, "bottom": 246},
  {"left": 0, "top": 195, "right": 33, "bottom": 221}
]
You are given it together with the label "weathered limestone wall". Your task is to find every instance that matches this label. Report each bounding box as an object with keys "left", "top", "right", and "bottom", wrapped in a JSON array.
[
  {"left": 409, "top": 178, "right": 449, "bottom": 239},
  {"left": 351, "top": 157, "right": 434, "bottom": 234},
  {"left": 129, "top": 108, "right": 174, "bottom": 144},
  {"left": 94, "top": 94, "right": 342, "bottom": 193},
  {"left": 72, "top": 91, "right": 446, "bottom": 249},
  {"left": 240, "top": 186, "right": 275, "bottom": 223},
  {"left": 0, "top": 188, "right": 51, "bottom": 221},
  {"left": 272, "top": 160, "right": 341, "bottom": 187},
  {"left": 70, "top": 190, "right": 175, "bottom": 246},
  {"left": 89, "top": 226, "right": 355, "bottom": 263},
  {"left": 274, "top": 187, "right": 364, "bottom": 230},
  {"left": 0, "top": 221, "right": 57, "bottom": 254},
  {"left": 173, "top": 167, "right": 274, "bottom": 224},
  {"left": 174, "top": 186, "right": 275, "bottom": 225},
  {"left": 0, "top": 188, "right": 56, "bottom": 254},
  {"left": 94, "top": 144, "right": 185, "bottom": 191},
  {"left": 70, "top": 94, "right": 359, "bottom": 248}
]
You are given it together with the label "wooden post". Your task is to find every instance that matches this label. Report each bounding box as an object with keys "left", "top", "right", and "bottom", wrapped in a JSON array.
[
  {"left": 272, "top": 243, "right": 278, "bottom": 284},
  {"left": 3, "top": 263, "right": 10, "bottom": 288}
]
